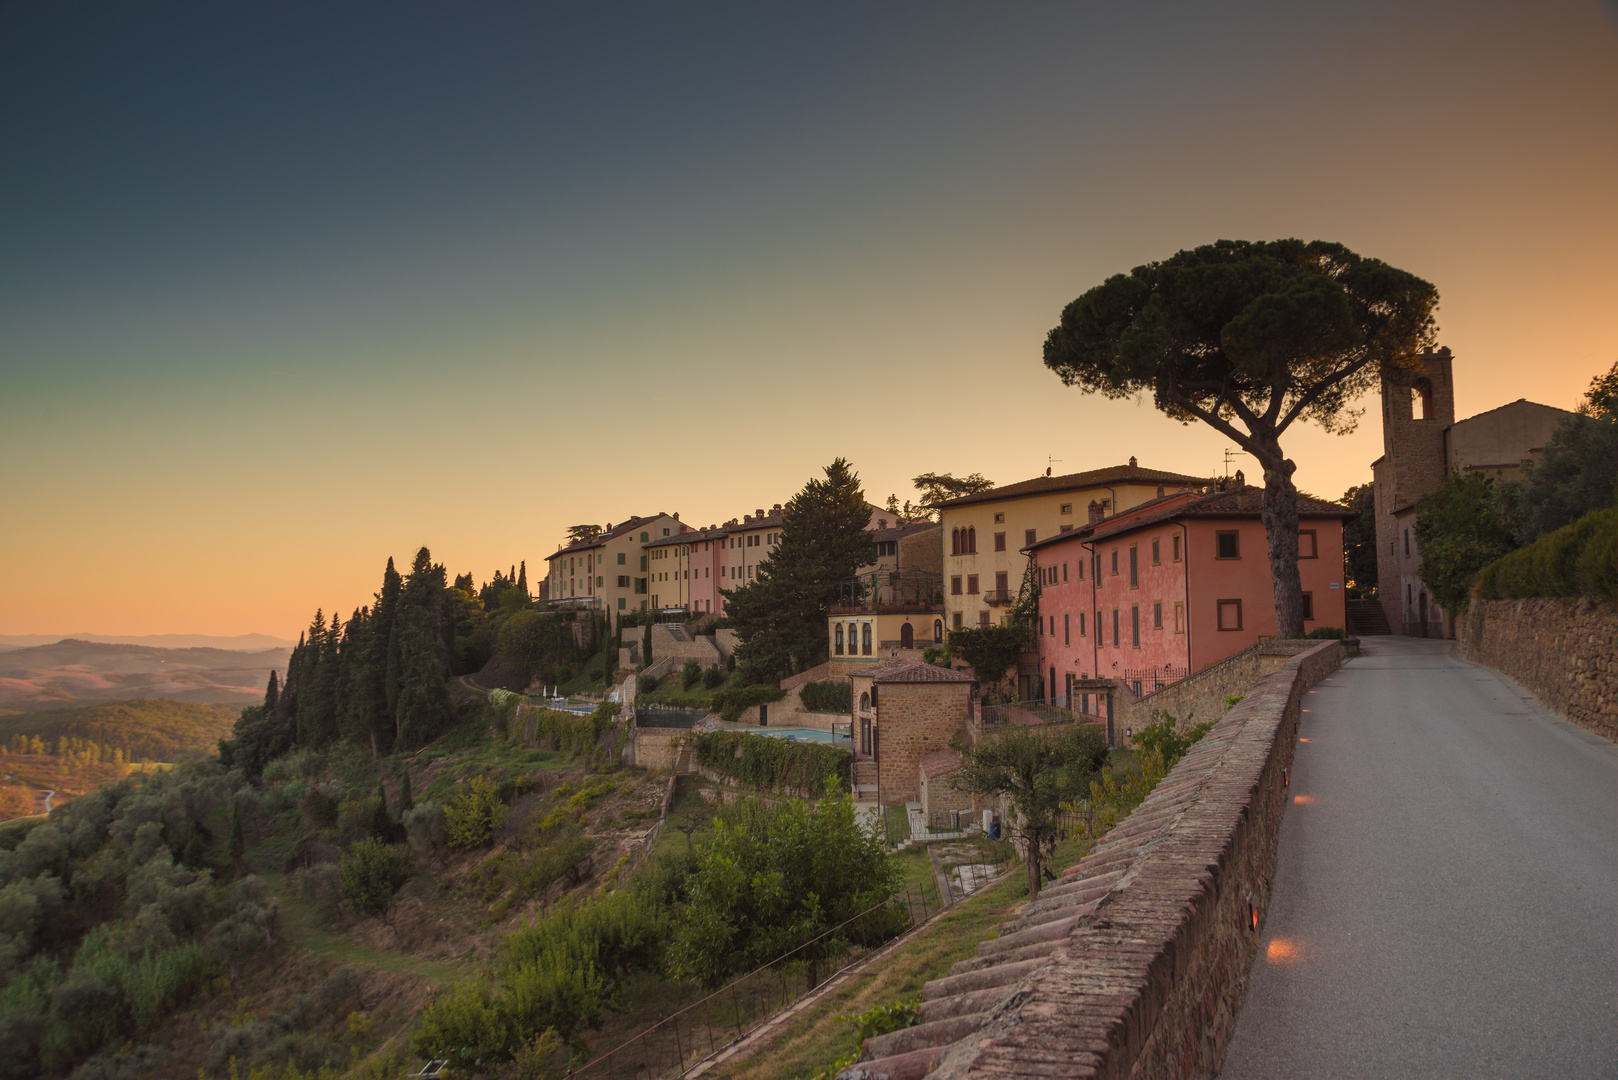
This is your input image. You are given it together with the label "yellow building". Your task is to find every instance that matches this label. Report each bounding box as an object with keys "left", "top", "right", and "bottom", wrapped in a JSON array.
[
  {"left": 936, "top": 461, "right": 1209, "bottom": 633},
  {"left": 544, "top": 513, "right": 689, "bottom": 613}
]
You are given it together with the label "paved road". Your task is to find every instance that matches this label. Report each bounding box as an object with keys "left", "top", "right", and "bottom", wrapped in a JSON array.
[{"left": 1222, "top": 636, "right": 1617, "bottom": 1078}]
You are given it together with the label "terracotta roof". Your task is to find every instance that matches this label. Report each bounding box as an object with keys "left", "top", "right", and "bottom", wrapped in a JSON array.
[
  {"left": 920, "top": 749, "right": 963, "bottom": 779},
  {"left": 857, "top": 658, "right": 976, "bottom": 684},
  {"left": 1024, "top": 484, "right": 1354, "bottom": 551},
  {"left": 872, "top": 520, "right": 940, "bottom": 540},
  {"left": 935, "top": 464, "right": 1211, "bottom": 510}
]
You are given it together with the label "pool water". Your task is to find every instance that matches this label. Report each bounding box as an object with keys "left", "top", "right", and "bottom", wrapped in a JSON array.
[{"left": 756, "top": 727, "right": 851, "bottom": 744}]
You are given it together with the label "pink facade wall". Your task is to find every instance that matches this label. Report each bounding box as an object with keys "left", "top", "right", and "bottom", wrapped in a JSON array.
[{"left": 1036, "top": 515, "right": 1347, "bottom": 698}]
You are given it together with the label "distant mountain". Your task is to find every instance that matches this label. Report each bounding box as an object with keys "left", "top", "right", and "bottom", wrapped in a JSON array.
[
  {"left": 0, "top": 640, "right": 288, "bottom": 711},
  {"left": 0, "top": 632, "right": 297, "bottom": 651}
]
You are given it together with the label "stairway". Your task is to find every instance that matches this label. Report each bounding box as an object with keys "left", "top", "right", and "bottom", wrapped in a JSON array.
[
  {"left": 852, "top": 761, "right": 879, "bottom": 802},
  {"left": 1346, "top": 599, "right": 1392, "bottom": 636}
]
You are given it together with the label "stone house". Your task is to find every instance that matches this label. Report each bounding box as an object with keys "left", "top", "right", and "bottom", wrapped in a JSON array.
[
  {"left": 545, "top": 513, "right": 687, "bottom": 613},
  {"left": 918, "top": 749, "right": 973, "bottom": 825},
  {"left": 849, "top": 658, "right": 975, "bottom": 804}
]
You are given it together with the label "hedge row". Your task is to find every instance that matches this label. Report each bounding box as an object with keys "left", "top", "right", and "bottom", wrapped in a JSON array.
[
  {"left": 798, "top": 680, "right": 852, "bottom": 714},
  {"left": 689, "top": 730, "right": 851, "bottom": 794},
  {"left": 1477, "top": 505, "right": 1617, "bottom": 601}
]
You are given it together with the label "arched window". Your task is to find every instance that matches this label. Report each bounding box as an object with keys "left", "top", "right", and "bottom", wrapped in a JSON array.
[
  {"left": 951, "top": 528, "right": 960, "bottom": 555},
  {"left": 859, "top": 691, "right": 871, "bottom": 713},
  {"left": 967, "top": 527, "right": 976, "bottom": 554},
  {"left": 834, "top": 624, "right": 844, "bottom": 655},
  {"left": 900, "top": 623, "right": 914, "bottom": 648},
  {"left": 1412, "top": 378, "right": 1434, "bottom": 420},
  {"left": 934, "top": 619, "right": 944, "bottom": 643},
  {"left": 862, "top": 622, "right": 872, "bottom": 655}
]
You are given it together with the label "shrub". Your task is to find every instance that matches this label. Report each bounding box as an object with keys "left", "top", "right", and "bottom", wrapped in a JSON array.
[
  {"left": 702, "top": 664, "right": 724, "bottom": 689},
  {"left": 1477, "top": 505, "right": 1617, "bottom": 601},
  {"left": 401, "top": 800, "right": 446, "bottom": 853},
  {"left": 681, "top": 659, "right": 702, "bottom": 690},
  {"left": 338, "top": 840, "right": 414, "bottom": 920},
  {"left": 688, "top": 731, "right": 850, "bottom": 793},
  {"left": 445, "top": 777, "right": 509, "bottom": 848},
  {"left": 798, "top": 680, "right": 852, "bottom": 714},
  {"left": 707, "top": 685, "right": 786, "bottom": 723},
  {"left": 637, "top": 674, "right": 659, "bottom": 695},
  {"left": 1133, "top": 711, "right": 1213, "bottom": 770}
]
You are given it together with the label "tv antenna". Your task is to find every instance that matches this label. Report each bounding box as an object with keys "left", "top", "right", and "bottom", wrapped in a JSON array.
[
  {"left": 1046, "top": 455, "right": 1063, "bottom": 477},
  {"left": 1223, "top": 447, "right": 1250, "bottom": 478}
]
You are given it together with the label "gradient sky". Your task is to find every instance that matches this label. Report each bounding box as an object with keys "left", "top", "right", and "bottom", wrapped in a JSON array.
[{"left": 3, "top": 1, "right": 1615, "bottom": 639}]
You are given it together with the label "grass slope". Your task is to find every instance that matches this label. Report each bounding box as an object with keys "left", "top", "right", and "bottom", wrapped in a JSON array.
[{"left": 0, "top": 698, "right": 238, "bottom": 760}]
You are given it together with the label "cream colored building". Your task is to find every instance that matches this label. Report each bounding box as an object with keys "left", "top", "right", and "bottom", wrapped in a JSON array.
[
  {"left": 545, "top": 513, "right": 689, "bottom": 613},
  {"left": 936, "top": 462, "right": 1210, "bottom": 633}
]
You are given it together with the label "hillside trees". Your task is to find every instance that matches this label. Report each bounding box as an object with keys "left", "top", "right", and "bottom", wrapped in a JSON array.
[
  {"left": 1341, "top": 483, "right": 1378, "bottom": 597},
  {"left": 1044, "top": 239, "right": 1438, "bottom": 636},
  {"left": 1414, "top": 473, "right": 1517, "bottom": 618},
  {"left": 725, "top": 459, "right": 875, "bottom": 681}
]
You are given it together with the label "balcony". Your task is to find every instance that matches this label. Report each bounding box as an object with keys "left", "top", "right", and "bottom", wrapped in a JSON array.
[{"left": 981, "top": 588, "right": 1014, "bottom": 606}]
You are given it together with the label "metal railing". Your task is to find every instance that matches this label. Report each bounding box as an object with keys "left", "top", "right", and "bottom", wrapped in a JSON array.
[
  {"left": 570, "top": 882, "right": 943, "bottom": 1080},
  {"left": 981, "top": 588, "right": 1015, "bottom": 606},
  {"left": 979, "top": 700, "right": 1082, "bottom": 729}
]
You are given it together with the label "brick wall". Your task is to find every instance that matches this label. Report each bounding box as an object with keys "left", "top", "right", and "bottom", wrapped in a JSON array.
[
  {"left": 849, "top": 642, "right": 1344, "bottom": 1080},
  {"left": 875, "top": 682, "right": 973, "bottom": 803},
  {"left": 1108, "top": 641, "right": 1322, "bottom": 742},
  {"left": 1459, "top": 596, "right": 1617, "bottom": 742}
]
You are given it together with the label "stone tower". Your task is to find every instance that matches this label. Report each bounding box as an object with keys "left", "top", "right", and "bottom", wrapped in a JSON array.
[{"left": 1372, "top": 346, "right": 1455, "bottom": 635}]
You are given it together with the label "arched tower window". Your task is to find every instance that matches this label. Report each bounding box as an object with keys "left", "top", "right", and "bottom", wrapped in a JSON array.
[
  {"left": 859, "top": 691, "right": 870, "bottom": 712},
  {"left": 951, "top": 528, "right": 960, "bottom": 555},
  {"left": 862, "top": 622, "right": 873, "bottom": 655},
  {"left": 1412, "top": 378, "right": 1434, "bottom": 420},
  {"left": 834, "top": 624, "right": 844, "bottom": 655},
  {"left": 967, "top": 527, "right": 977, "bottom": 554}
]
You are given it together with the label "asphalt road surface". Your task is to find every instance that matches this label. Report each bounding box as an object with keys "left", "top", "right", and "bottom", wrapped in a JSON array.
[{"left": 1221, "top": 636, "right": 1617, "bottom": 1078}]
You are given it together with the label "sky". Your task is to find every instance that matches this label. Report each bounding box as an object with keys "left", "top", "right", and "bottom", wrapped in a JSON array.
[{"left": 2, "top": 1, "right": 1615, "bottom": 640}]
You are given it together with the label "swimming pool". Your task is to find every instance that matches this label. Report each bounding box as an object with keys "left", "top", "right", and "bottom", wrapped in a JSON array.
[{"left": 754, "top": 727, "right": 851, "bottom": 744}]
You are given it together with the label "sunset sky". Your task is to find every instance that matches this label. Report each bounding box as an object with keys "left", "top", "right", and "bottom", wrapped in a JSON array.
[{"left": 3, "top": 1, "right": 1615, "bottom": 640}]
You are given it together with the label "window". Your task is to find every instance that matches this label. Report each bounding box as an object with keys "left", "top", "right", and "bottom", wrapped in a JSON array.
[
  {"left": 994, "top": 571, "right": 1007, "bottom": 593},
  {"left": 618, "top": 597, "right": 626, "bottom": 609},
  {"left": 596, "top": 575, "right": 603, "bottom": 587},
  {"left": 994, "top": 532, "right": 1006, "bottom": 552},
  {"left": 617, "top": 575, "right": 630, "bottom": 588},
  {"left": 1151, "top": 538, "right": 1160, "bottom": 565},
  {"left": 934, "top": 619, "right": 943, "bottom": 643},
  {"left": 1173, "top": 601, "right": 1184, "bottom": 633},
  {"left": 1129, "top": 545, "right": 1138, "bottom": 587},
  {"left": 1062, "top": 562, "right": 1068, "bottom": 583},
  {"left": 1080, "top": 611, "right": 1086, "bottom": 636},
  {"left": 994, "top": 512, "right": 1005, "bottom": 524},
  {"left": 1111, "top": 549, "right": 1118, "bottom": 575},
  {"left": 1412, "top": 377, "right": 1434, "bottom": 420},
  {"left": 1112, "top": 608, "right": 1120, "bottom": 646},
  {"left": 1078, "top": 558, "right": 1084, "bottom": 581},
  {"left": 1302, "top": 592, "right": 1314, "bottom": 620},
  {"left": 951, "top": 576, "right": 962, "bottom": 595},
  {"left": 951, "top": 528, "right": 959, "bottom": 555},
  {"left": 859, "top": 691, "right": 870, "bottom": 712},
  {"left": 662, "top": 528, "right": 670, "bottom": 536},
  {"left": 968, "top": 527, "right": 977, "bottom": 553},
  {"left": 1063, "top": 613, "right": 1070, "bottom": 645},
  {"left": 862, "top": 623, "right": 873, "bottom": 655},
  {"left": 979, "top": 611, "right": 990, "bottom": 627},
  {"left": 1025, "top": 529, "right": 1037, "bottom": 547},
  {"left": 1217, "top": 599, "right": 1243, "bottom": 630},
  {"left": 1131, "top": 605, "right": 1140, "bottom": 647},
  {"left": 1172, "top": 534, "right": 1182, "bottom": 562},
  {"left": 1048, "top": 615, "right": 1055, "bottom": 636},
  {"left": 1403, "top": 529, "right": 1410, "bottom": 557},
  {"left": 1153, "top": 601, "right": 1162, "bottom": 629},
  {"left": 1060, "top": 503, "right": 1072, "bottom": 514},
  {"left": 1298, "top": 530, "right": 1318, "bottom": 558},
  {"left": 1216, "top": 532, "right": 1240, "bottom": 559},
  {"left": 640, "top": 532, "right": 649, "bottom": 542},
  {"left": 639, "top": 555, "right": 648, "bottom": 571},
  {"left": 953, "top": 612, "right": 963, "bottom": 629},
  {"left": 617, "top": 552, "right": 626, "bottom": 565},
  {"left": 835, "top": 625, "right": 844, "bottom": 655},
  {"left": 967, "top": 575, "right": 979, "bottom": 594}
]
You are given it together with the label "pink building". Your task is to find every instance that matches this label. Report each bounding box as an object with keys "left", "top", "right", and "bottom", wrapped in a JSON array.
[{"left": 1029, "top": 483, "right": 1353, "bottom": 704}]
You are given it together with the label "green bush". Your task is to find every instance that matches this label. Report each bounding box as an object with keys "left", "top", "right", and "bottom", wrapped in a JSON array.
[
  {"left": 445, "top": 776, "right": 509, "bottom": 848},
  {"left": 681, "top": 659, "right": 702, "bottom": 690},
  {"left": 702, "top": 665, "right": 725, "bottom": 689},
  {"left": 798, "top": 680, "right": 852, "bottom": 714},
  {"left": 707, "top": 685, "right": 786, "bottom": 723},
  {"left": 1133, "top": 711, "right": 1213, "bottom": 769},
  {"left": 1478, "top": 505, "right": 1617, "bottom": 600},
  {"left": 529, "top": 704, "right": 618, "bottom": 756},
  {"left": 1302, "top": 626, "right": 1347, "bottom": 640},
  {"left": 637, "top": 673, "right": 659, "bottom": 695},
  {"left": 689, "top": 730, "right": 850, "bottom": 793},
  {"left": 338, "top": 840, "right": 415, "bottom": 919}
]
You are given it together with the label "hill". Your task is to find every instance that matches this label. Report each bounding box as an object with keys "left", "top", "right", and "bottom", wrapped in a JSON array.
[
  {"left": 0, "top": 632, "right": 297, "bottom": 651},
  {"left": 0, "top": 698, "right": 240, "bottom": 761},
  {"left": 0, "top": 639, "right": 287, "bottom": 709}
]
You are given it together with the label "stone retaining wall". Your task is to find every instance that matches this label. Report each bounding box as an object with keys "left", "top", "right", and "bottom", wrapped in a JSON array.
[
  {"left": 1459, "top": 596, "right": 1617, "bottom": 742},
  {"left": 841, "top": 641, "right": 1344, "bottom": 1080},
  {"left": 1110, "top": 640, "right": 1323, "bottom": 741}
]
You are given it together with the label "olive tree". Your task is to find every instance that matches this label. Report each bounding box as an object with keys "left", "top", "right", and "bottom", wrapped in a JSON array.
[{"left": 1043, "top": 239, "right": 1438, "bottom": 636}]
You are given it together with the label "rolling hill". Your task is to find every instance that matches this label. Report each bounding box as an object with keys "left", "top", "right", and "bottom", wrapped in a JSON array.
[{"left": 0, "top": 639, "right": 287, "bottom": 709}]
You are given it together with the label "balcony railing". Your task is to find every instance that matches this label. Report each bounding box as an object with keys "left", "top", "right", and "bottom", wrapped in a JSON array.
[{"left": 981, "top": 588, "right": 1014, "bottom": 606}]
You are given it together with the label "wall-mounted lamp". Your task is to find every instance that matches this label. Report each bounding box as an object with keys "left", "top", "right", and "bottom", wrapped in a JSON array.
[{"left": 1283, "top": 768, "right": 1289, "bottom": 788}]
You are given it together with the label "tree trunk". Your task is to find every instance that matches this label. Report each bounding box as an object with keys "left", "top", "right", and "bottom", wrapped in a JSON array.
[
  {"left": 1026, "top": 838, "right": 1042, "bottom": 900},
  {"left": 1258, "top": 446, "right": 1307, "bottom": 638}
]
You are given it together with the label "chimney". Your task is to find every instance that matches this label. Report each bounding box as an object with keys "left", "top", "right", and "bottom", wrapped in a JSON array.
[
  {"left": 1088, "top": 499, "right": 1104, "bottom": 524},
  {"left": 1128, "top": 456, "right": 1137, "bottom": 467},
  {"left": 756, "top": 509, "right": 765, "bottom": 518},
  {"left": 1234, "top": 470, "right": 1245, "bottom": 485},
  {"left": 744, "top": 515, "right": 752, "bottom": 524},
  {"left": 673, "top": 512, "right": 680, "bottom": 520},
  {"left": 772, "top": 504, "right": 781, "bottom": 513}
]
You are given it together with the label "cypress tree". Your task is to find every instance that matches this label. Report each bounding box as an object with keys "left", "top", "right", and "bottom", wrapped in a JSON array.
[
  {"left": 517, "top": 560, "right": 528, "bottom": 597},
  {"left": 370, "top": 557, "right": 403, "bottom": 756},
  {"left": 371, "top": 777, "right": 392, "bottom": 840},
  {"left": 394, "top": 547, "right": 453, "bottom": 749},
  {"left": 263, "top": 670, "right": 280, "bottom": 716},
  {"left": 642, "top": 617, "right": 653, "bottom": 668},
  {"left": 397, "top": 771, "right": 414, "bottom": 816}
]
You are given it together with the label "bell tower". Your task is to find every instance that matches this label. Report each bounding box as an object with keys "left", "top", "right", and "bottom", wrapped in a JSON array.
[{"left": 1372, "top": 347, "right": 1455, "bottom": 634}]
